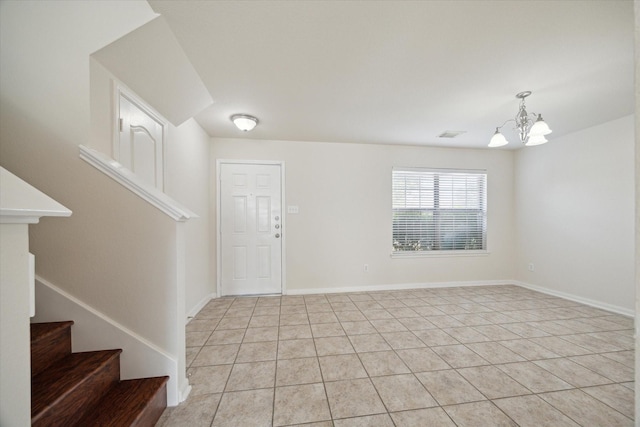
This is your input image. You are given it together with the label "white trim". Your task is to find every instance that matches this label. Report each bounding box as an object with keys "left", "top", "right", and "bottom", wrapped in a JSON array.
[
  {"left": 280, "top": 162, "right": 287, "bottom": 296},
  {"left": 79, "top": 145, "right": 197, "bottom": 222},
  {"left": 29, "top": 253, "right": 35, "bottom": 317},
  {"left": 112, "top": 82, "right": 167, "bottom": 191},
  {"left": 391, "top": 167, "right": 488, "bottom": 254},
  {"left": 216, "top": 159, "right": 286, "bottom": 298},
  {"left": 513, "top": 280, "right": 634, "bottom": 318},
  {"left": 186, "top": 292, "right": 215, "bottom": 323},
  {"left": 179, "top": 383, "right": 192, "bottom": 403},
  {"left": 36, "top": 276, "right": 172, "bottom": 358},
  {"left": 0, "top": 167, "right": 72, "bottom": 224},
  {"left": 285, "top": 280, "right": 514, "bottom": 295},
  {"left": 33, "top": 275, "right": 186, "bottom": 406},
  {"left": 393, "top": 166, "right": 488, "bottom": 174},
  {"left": 286, "top": 279, "right": 634, "bottom": 318},
  {"left": 112, "top": 81, "right": 122, "bottom": 160},
  {"left": 391, "top": 250, "right": 490, "bottom": 258}
]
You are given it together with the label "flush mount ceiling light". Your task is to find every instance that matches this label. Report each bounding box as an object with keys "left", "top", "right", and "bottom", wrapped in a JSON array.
[
  {"left": 230, "top": 114, "right": 259, "bottom": 132},
  {"left": 489, "top": 91, "right": 552, "bottom": 148}
]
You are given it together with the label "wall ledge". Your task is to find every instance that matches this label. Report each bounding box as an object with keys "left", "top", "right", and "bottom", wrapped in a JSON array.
[
  {"left": 79, "top": 145, "right": 197, "bottom": 222},
  {"left": 0, "top": 167, "right": 71, "bottom": 224}
]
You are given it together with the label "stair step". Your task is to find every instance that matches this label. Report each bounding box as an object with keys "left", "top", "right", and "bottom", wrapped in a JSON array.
[
  {"left": 74, "top": 377, "right": 170, "bottom": 427},
  {"left": 32, "top": 349, "right": 122, "bottom": 427},
  {"left": 31, "top": 321, "right": 74, "bottom": 377}
]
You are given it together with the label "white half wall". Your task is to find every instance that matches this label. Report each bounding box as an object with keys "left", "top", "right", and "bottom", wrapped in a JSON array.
[
  {"left": 515, "top": 115, "right": 635, "bottom": 312},
  {"left": 163, "top": 119, "right": 213, "bottom": 320},
  {"left": 0, "top": 224, "right": 30, "bottom": 427},
  {"left": 32, "top": 277, "right": 188, "bottom": 406},
  {"left": 0, "top": 0, "right": 193, "bottom": 407},
  {"left": 212, "top": 139, "right": 516, "bottom": 293},
  {"left": 90, "top": 60, "right": 214, "bottom": 322}
]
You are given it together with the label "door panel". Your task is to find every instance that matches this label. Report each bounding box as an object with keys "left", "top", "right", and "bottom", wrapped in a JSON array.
[
  {"left": 117, "top": 94, "right": 165, "bottom": 190},
  {"left": 233, "top": 247, "right": 247, "bottom": 280},
  {"left": 257, "top": 246, "right": 271, "bottom": 278},
  {"left": 221, "top": 163, "right": 282, "bottom": 296},
  {"left": 256, "top": 196, "right": 271, "bottom": 232},
  {"left": 233, "top": 196, "right": 247, "bottom": 233}
]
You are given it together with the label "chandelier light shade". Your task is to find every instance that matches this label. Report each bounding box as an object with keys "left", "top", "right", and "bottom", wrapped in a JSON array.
[
  {"left": 231, "top": 114, "right": 259, "bottom": 131},
  {"left": 488, "top": 128, "right": 509, "bottom": 147},
  {"left": 529, "top": 114, "right": 552, "bottom": 137},
  {"left": 525, "top": 134, "right": 548, "bottom": 146},
  {"left": 489, "top": 91, "right": 552, "bottom": 148}
]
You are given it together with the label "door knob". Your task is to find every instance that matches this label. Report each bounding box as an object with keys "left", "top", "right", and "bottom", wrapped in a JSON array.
[{"left": 275, "top": 233, "right": 280, "bottom": 238}]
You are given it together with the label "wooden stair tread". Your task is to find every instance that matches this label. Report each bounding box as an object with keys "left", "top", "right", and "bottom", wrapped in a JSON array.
[
  {"left": 31, "top": 321, "right": 74, "bottom": 378},
  {"left": 32, "top": 349, "right": 122, "bottom": 419},
  {"left": 30, "top": 321, "right": 168, "bottom": 426},
  {"left": 30, "top": 321, "right": 74, "bottom": 343},
  {"left": 74, "top": 377, "right": 170, "bottom": 427}
]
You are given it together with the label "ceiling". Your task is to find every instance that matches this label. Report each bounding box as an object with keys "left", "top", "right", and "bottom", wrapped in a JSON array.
[{"left": 149, "top": 0, "right": 634, "bottom": 150}]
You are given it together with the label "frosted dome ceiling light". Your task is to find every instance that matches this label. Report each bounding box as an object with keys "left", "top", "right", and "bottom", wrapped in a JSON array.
[{"left": 231, "top": 114, "right": 259, "bottom": 132}]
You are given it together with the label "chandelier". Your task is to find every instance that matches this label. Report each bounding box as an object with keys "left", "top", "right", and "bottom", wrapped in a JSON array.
[{"left": 489, "top": 91, "right": 552, "bottom": 147}]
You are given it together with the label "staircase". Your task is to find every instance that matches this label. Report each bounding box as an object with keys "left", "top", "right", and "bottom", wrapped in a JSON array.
[{"left": 31, "top": 321, "right": 168, "bottom": 426}]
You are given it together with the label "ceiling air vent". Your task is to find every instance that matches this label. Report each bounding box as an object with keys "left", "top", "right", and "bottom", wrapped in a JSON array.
[{"left": 438, "top": 130, "right": 466, "bottom": 138}]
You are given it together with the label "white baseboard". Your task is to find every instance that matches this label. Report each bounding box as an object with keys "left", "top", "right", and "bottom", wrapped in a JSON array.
[
  {"left": 212, "top": 279, "right": 634, "bottom": 320},
  {"left": 179, "top": 382, "right": 192, "bottom": 403},
  {"left": 286, "top": 280, "right": 634, "bottom": 318},
  {"left": 186, "top": 292, "right": 215, "bottom": 323},
  {"left": 285, "top": 280, "right": 514, "bottom": 296},
  {"left": 513, "top": 280, "right": 634, "bottom": 318},
  {"left": 33, "top": 276, "right": 185, "bottom": 406}
]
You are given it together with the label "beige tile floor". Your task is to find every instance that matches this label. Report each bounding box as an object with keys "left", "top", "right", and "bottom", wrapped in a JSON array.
[{"left": 158, "top": 285, "right": 635, "bottom": 426}]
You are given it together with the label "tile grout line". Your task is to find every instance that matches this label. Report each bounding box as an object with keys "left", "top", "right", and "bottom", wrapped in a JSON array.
[{"left": 172, "top": 285, "right": 634, "bottom": 426}]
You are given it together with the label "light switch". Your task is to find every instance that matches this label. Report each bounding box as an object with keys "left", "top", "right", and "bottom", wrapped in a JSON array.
[{"left": 287, "top": 205, "right": 299, "bottom": 214}]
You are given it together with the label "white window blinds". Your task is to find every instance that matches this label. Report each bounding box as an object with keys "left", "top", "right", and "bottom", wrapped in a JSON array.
[{"left": 392, "top": 168, "right": 487, "bottom": 252}]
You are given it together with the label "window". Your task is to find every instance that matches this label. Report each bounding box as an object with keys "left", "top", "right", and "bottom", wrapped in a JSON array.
[{"left": 392, "top": 168, "right": 487, "bottom": 253}]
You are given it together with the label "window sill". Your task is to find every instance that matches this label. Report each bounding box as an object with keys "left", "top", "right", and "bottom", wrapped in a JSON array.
[{"left": 390, "top": 250, "right": 490, "bottom": 259}]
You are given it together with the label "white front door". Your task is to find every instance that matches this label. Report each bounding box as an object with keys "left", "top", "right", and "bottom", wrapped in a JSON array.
[{"left": 220, "top": 163, "right": 283, "bottom": 296}]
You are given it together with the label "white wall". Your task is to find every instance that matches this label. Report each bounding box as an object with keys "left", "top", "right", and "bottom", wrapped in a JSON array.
[
  {"left": 0, "top": 0, "right": 196, "bottom": 406},
  {"left": 515, "top": 115, "right": 635, "bottom": 313},
  {"left": 165, "top": 120, "right": 213, "bottom": 316},
  {"left": 633, "top": 0, "right": 639, "bottom": 419},
  {"left": 212, "top": 138, "right": 516, "bottom": 293},
  {"left": 0, "top": 0, "right": 172, "bottom": 341},
  {"left": 90, "top": 59, "right": 213, "bottom": 319},
  {"left": 0, "top": 224, "right": 30, "bottom": 427}
]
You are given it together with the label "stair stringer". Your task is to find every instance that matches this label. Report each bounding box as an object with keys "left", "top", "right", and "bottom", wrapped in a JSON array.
[{"left": 32, "top": 276, "right": 191, "bottom": 406}]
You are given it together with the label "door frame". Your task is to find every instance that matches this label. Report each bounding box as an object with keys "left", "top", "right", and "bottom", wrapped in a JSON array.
[{"left": 216, "top": 159, "right": 286, "bottom": 297}]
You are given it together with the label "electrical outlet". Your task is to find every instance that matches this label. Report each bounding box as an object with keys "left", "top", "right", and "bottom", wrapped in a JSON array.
[
  {"left": 364, "top": 264, "right": 369, "bottom": 272},
  {"left": 528, "top": 263, "right": 535, "bottom": 272}
]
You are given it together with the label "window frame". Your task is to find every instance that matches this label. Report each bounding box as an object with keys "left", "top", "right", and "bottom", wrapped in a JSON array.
[{"left": 391, "top": 167, "right": 488, "bottom": 258}]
